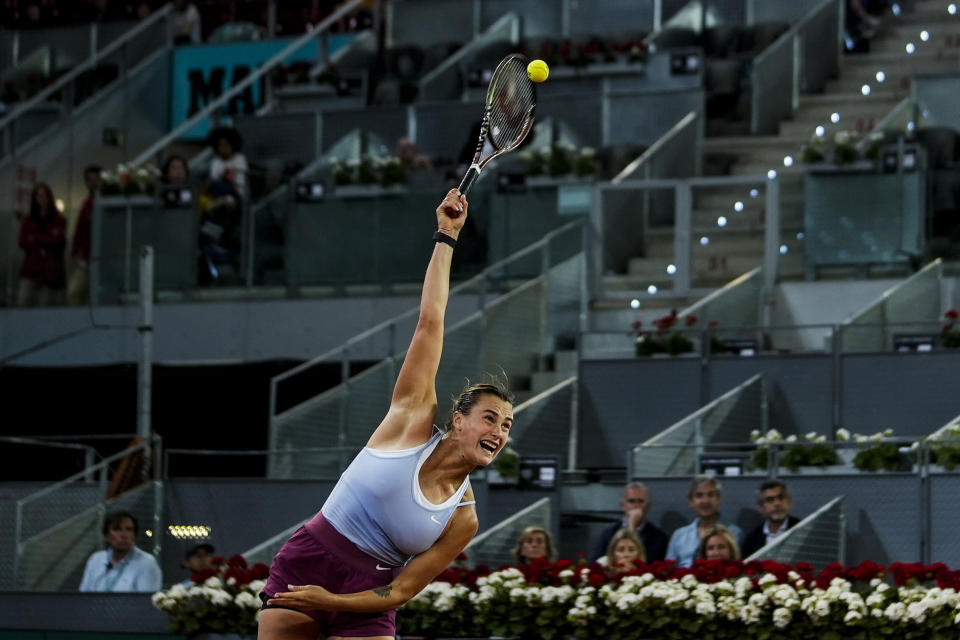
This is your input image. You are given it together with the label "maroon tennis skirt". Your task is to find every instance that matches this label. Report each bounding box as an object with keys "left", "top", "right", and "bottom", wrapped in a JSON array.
[{"left": 260, "top": 512, "right": 403, "bottom": 637}]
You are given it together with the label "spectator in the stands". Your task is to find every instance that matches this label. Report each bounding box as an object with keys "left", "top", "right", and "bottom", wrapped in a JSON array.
[
  {"left": 179, "top": 542, "right": 215, "bottom": 587},
  {"left": 741, "top": 479, "right": 802, "bottom": 558},
  {"left": 135, "top": 1, "right": 151, "bottom": 20},
  {"left": 396, "top": 137, "right": 431, "bottom": 171},
  {"left": 598, "top": 528, "right": 646, "bottom": 575},
  {"left": 665, "top": 475, "right": 743, "bottom": 568},
  {"left": 513, "top": 525, "right": 556, "bottom": 565},
  {"left": 67, "top": 164, "right": 101, "bottom": 305},
  {"left": 199, "top": 127, "right": 247, "bottom": 280},
  {"left": 589, "top": 482, "right": 669, "bottom": 563},
  {"left": 846, "top": 0, "right": 883, "bottom": 49},
  {"left": 162, "top": 155, "right": 190, "bottom": 186},
  {"left": 170, "top": 0, "right": 201, "bottom": 44},
  {"left": 17, "top": 182, "right": 67, "bottom": 306},
  {"left": 79, "top": 510, "right": 162, "bottom": 592},
  {"left": 697, "top": 525, "right": 741, "bottom": 562}
]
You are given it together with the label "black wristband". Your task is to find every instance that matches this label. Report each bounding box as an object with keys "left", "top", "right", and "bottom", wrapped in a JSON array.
[{"left": 433, "top": 231, "right": 457, "bottom": 248}]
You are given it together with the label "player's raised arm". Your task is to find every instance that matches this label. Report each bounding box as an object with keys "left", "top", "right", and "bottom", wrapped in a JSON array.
[{"left": 367, "top": 189, "right": 468, "bottom": 448}]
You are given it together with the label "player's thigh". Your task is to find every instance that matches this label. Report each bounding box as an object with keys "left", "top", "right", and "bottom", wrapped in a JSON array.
[{"left": 257, "top": 607, "right": 320, "bottom": 640}]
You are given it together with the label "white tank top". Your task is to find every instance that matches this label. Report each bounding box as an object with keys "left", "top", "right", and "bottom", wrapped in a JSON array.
[{"left": 321, "top": 430, "right": 474, "bottom": 566}]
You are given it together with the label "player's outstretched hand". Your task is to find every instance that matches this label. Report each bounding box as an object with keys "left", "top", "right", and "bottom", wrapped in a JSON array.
[
  {"left": 437, "top": 189, "right": 468, "bottom": 238},
  {"left": 267, "top": 584, "right": 335, "bottom": 611}
]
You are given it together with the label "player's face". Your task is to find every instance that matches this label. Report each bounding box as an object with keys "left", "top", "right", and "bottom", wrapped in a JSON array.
[{"left": 455, "top": 394, "right": 512, "bottom": 466}]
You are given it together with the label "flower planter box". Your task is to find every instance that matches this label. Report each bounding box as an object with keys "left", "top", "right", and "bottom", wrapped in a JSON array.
[{"left": 334, "top": 184, "right": 408, "bottom": 198}]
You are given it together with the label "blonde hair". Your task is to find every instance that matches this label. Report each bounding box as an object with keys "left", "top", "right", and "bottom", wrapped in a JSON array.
[
  {"left": 605, "top": 528, "right": 646, "bottom": 571},
  {"left": 697, "top": 525, "right": 741, "bottom": 561},
  {"left": 513, "top": 525, "right": 555, "bottom": 565}
]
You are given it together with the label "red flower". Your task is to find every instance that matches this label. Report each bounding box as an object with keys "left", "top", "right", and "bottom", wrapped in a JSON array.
[
  {"left": 250, "top": 563, "right": 270, "bottom": 580},
  {"left": 708, "top": 320, "right": 720, "bottom": 328},
  {"left": 191, "top": 568, "right": 219, "bottom": 584},
  {"left": 223, "top": 567, "right": 252, "bottom": 586},
  {"left": 210, "top": 556, "right": 225, "bottom": 566},
  {"left": 945, "top": 309, "right": 959, "bottom": 319},
  {"left": 587, "top": 572, "right": 606, "bottom": 586},
  {"left": 684, "top": 315, "right": 698, "bottom": 327},
  {"left": 227, "top": 554, "right": 248, "bottom": 569}
]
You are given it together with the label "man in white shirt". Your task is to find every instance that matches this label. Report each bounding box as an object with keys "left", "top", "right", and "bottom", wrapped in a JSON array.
[
  {"left": 170, "top": 0, "right": 201, "bottom": 44},
  {"left": 79, "top": 511, "right": 162, "bottom": 592},
  {"left": 741, "top": 480, "right": 801, "bottom": 558}
]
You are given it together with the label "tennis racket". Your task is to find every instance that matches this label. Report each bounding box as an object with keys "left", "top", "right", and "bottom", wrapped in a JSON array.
[{"left": 446, "top": 53, "right": 537, "bottom": 217}]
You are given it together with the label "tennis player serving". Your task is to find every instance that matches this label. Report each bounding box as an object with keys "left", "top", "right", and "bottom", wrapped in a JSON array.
[{"left": 259, "top": 189, "right": 514, "bottom": 640}]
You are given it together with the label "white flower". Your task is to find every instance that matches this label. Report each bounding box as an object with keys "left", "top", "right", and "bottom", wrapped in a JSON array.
[
  {"left": 758, "top": 573, "right": 778, "bottom": 586},
  {"left": 235, "top": 591, "right": 259, "bottom": 609},
  {"left": 837, "top": 428, "right": 851, "bottom": 441},
  {"left": 844, "top": 610, "right": 863, "bottom": 622},
  {"left": 786, "top": 435, "right": 798, "bottom": 443},
  {"left": 204, "top": 576, "right": 223, "bottom": 589},
  {"left": 884, "top": 602, "right": 906, "bottom": 621},
  {"left": 814, "top": 599, "right": 831, "bottom": 618},
  {"left": 773, "top": 607, "right": 791, "bottom": 628}
]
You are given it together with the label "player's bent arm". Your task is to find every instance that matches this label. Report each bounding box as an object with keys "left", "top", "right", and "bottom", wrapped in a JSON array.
[{"left": 267, "top": 507, "right": 479, "bottom": 614}]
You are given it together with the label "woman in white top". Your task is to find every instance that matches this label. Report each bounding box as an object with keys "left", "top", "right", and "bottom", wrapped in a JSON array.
[{"left": 260, "top": 189, "right": 515, "bottom": 640}]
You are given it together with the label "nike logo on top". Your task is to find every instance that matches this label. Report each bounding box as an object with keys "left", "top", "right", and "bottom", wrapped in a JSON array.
[
  {"left": 376, "top": 564, "right": 392, "bottom": 571},
  {"left": 430, "top": 515, "right": 442, "bottom": 525}
]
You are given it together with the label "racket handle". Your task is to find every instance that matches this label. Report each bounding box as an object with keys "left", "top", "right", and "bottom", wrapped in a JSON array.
[{"left": 445, "top": 167, "right": 480, "bottom": 217}]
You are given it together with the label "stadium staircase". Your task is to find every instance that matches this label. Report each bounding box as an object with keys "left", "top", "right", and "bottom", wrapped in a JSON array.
[{"left": 602, "top": 0, "right": 959, "bottom": 322}]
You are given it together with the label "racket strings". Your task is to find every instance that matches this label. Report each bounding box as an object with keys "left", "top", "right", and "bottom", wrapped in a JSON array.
[{"left": 488, "top": 57, "right": 535, "bottom": 150}]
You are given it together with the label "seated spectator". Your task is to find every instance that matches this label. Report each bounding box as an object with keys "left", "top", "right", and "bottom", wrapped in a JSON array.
[
  {"left": 396, "top": 137, "right": 431, "bottom": 171},
  {"left": 513, "top": 525, "right": 556, "bottom": 565},
  {"left": 68, "top": 165, "right": 101, "bottom": 305},
  {"left": 162, "top": 154, "right": 190, "bottom": 186},
  {"left": 589, "top": 482, "right": 669, "bottom": 563},
  {"left": 180, "top": 542, "right": 215, "bottom": 586},
  {"left": 200, "top": 127, "right": 248, "bottom": 281},
  {"left": 170, "top": 0, "right": 201, "bottom": 44},
  {"left": 846, "top": 0, "right": 882, "bottom": 50},
  {"left": 161, "top": 154, "right": 193, "bottom": 208},
  {"left": 79, "top": 510, "right": 162, "bottom": 592},
  {"left": 17, "top": 182, "right": 66, "bottom": 306},
  {"left": 598, "top": 528, "right": 646, "bottom": 574},
  {"left": 697, "top": 525, "right": 741, "bottom": 561},
  {"left": 665, "top": 475, "right": 743, "bottom": 568},
  {"left": 741, "top": 479, "right": 801, "bottom": 558}
]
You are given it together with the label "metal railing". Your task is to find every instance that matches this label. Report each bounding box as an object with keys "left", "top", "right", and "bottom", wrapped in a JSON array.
[
  {"left": 750, "top": 0, "right": 841, "bottom": 134},
  {"left": 591, "top": 173, "right": 781, "bottom": 297},
  {"left": 418, "top": 12, "right": 519, "bottom": 101},
  {"left": 614, "top": 111, "right": 701, "bottom": 185},
  {"left": 0, "top": 3, "right": 174, "bottom": 160},
  {"left": 840, "top": 259, "right": 942, "bottom": 353},
  {"left": 12, "top": 435, "right": 162, "bottom": 590},
  {"left": 746, "top": 496, "right": 845, "bottom": 571},
  {"left": 128, "top": 0, "right": 365, "bottom": 169},
  {"left": 464, "top": 497, "right": 551, "bottom": 569},
  {"left": 268, "top": 219, "right": 586, "bottom": 479},
  {"left": 677, "top": 266, "right": 763, "bottom": 339},
  {"left": 629, "top": 374, "right": 765, "bottom": 478},
  {"left": 510, "top": 377, "right": 579, "bottom": 471}
]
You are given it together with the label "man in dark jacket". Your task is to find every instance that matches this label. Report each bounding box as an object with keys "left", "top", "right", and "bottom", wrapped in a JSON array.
[
  {"left": 741, "top": 479, "right": 802, "bottom": 558},
  {"left": 589, "top": 482, "right": 669, "bottom": 563}
]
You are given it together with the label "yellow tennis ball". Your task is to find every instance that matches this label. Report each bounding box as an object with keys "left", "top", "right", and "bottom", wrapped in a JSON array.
[{"left": 527, "top": 59, "right": 549, "bottom": 83}]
